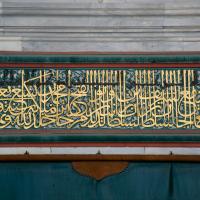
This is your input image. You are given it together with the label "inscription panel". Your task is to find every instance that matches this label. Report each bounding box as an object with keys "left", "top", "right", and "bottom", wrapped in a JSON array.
[{"left": 0, "top": 68, "right": 200, "bottom": 129}]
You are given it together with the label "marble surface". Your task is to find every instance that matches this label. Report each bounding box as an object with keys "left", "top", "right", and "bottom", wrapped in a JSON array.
[{"left": 0, "top": 0, "right": 200, "bottom": 51}]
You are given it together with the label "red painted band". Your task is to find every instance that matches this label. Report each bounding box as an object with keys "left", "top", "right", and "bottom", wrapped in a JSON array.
[
  {"left": 0, "top": 142, "right": 200, "bottom": 147},
  {"left": 0, "top": 51, "right": 200, "bottom": 55},
  {"left": 0, "top": 63, "right": 200, "bottom": 68}
]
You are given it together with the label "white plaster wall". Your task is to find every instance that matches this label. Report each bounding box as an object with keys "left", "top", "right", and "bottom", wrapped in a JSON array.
[{"left": 0, "top": 0, "right": 200, "bottom": 51}]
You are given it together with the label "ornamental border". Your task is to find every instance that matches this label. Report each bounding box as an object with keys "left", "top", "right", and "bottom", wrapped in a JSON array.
[{"left": 0, "top": 52, "right": 200, "bottom": 144}]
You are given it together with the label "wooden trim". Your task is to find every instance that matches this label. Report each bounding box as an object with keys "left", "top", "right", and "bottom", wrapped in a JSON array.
[
  {"left": 0, "top": 154, "right": 200, "bottom": 162},
  {"left": 72, "top": 161, "right": 128, "bottom": 180}
]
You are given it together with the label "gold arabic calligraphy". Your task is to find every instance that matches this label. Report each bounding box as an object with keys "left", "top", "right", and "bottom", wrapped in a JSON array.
[{"left": 0, "top": 68, "right": 200, "bottom": 129}]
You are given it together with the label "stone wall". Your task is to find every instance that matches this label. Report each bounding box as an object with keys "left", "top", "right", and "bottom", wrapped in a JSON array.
[{"left": 0, "top": 0, "right": 200, "bottom": 52}]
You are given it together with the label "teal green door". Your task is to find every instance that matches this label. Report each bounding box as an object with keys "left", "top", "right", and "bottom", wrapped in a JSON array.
[{"left": 0, "top": 162, "right": 199, "bottom": 200}]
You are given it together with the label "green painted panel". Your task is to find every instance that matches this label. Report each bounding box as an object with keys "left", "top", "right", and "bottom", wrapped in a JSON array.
[
  {"left": 0, "top": 53, "right": 200, "bottom": 63},
  {"left": 1, "top": 134, "right": 200, "bottom": 143},
  {"left": 0, "top": 162, "right": 199, "bottom": 200}
]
